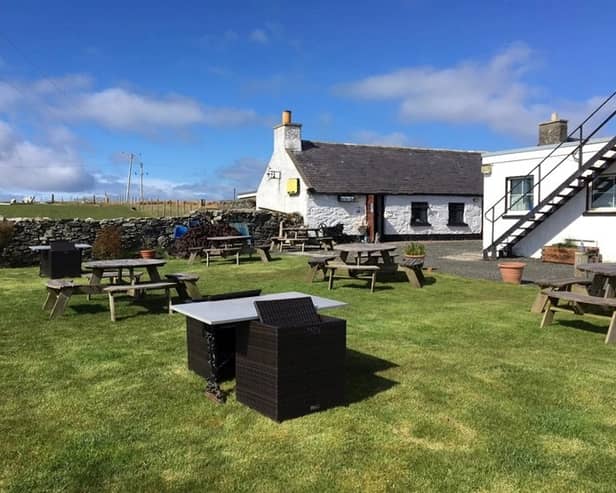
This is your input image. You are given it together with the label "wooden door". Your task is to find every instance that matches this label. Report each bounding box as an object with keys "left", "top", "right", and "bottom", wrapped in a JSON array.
[{"left": 366, "top": 194, "right": 376, "bottom": 241}]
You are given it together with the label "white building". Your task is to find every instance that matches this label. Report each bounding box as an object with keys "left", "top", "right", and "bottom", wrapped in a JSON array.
[
  {"left": 256, "top": 111, "right": 483, "bottom": 241},
  {"left": 482, "top": 113, "right": 616, "bottom": 261}
]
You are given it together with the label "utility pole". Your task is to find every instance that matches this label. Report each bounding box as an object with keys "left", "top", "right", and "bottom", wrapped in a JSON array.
[
  {"left": 139, "top": 162, "right": 144, "bottom": 203},
  {"left": 125, "top": 152, "right": 135, "bottom": 204}
]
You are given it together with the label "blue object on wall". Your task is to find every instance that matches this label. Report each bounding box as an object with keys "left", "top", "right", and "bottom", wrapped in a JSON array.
[
  {"left": 230, "top": 223, "right": 250, "bottom": 236},
  {"left": 173, "top": 225, "right": 188, "bottom": 238}
]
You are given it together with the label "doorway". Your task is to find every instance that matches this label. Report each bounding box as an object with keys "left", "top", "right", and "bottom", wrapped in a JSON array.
[{"left": 366, "top": 194, "right": 384, "bottom": 242}]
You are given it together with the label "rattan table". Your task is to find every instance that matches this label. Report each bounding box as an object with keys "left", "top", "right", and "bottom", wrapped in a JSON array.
[{"left": 172, "top": 291, "right": 346, "bottom": 402}]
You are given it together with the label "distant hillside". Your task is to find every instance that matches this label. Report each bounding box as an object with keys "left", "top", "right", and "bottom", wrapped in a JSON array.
[{"left": 0, "top": 204, "right": 151, "bottom": 220}]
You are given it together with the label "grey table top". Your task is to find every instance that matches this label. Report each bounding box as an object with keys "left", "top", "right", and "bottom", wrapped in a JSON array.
[
  {"left": 171, "top": 291, "right": 346, "bottom": 325},
  {"left": 576, "top": 263, "right": 616, "bottom": 276},
  {"left": 29, "top": 243, "right": 92, "bottom": 251},
  {"left": 207, "top": 235, "right": 251, "bottom": 241},
  {"left": 82, "top": 259, "right": 166, "bottom": 269},
  {"left": 334, "top": 243, "right": 397, "bottom": 253}
]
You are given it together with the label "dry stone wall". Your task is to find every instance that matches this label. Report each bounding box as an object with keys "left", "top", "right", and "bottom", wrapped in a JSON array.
[{"left": 0, "top": 210, "right": 301, "bottom": 267}]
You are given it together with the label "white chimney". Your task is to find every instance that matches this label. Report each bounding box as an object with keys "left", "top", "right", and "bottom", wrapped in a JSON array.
[{"left": 274, "top": 109, "right": 302, "bottom": 153}]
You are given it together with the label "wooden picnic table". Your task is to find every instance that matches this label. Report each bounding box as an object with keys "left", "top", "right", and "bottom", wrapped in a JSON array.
[
  {"left": 83, "top": 258, "right": 166, "bottom": 287},
  {"left": 334, "top": 243, "right": 397, "bottom": 270},
  {"left": 575, "top": 263, "right": 616, "bottom": 298}
]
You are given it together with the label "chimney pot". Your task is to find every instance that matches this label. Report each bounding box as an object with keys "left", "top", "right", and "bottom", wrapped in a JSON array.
[
  {"left": 282, "top": 110, "right": 292, "bottom": 125},
  {"left": 551, "top": 112, "right": 559, "bottom": 122}
]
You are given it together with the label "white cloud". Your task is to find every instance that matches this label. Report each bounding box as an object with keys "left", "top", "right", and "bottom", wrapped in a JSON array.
[
  {"left": 249, "top": 29, "right": 269, "bottom": 44},
  {"left": 352, "top": 130, "right": 409, "bottom": 147},
  {"left": 336, "top": 43, "right": 609, "bottom": 138},
  {"left": 0, "top": 120, "right": 95, "bottom": 192},
  {"left": 57, "top": 87, "right": 259, "bottom": 132}
]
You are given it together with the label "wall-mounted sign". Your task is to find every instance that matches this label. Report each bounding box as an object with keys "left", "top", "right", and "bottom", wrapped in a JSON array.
[
  {"left": 481, "top": 164, "right": 492, "bottom": 175},
  {"left": 286, "top": 178, "right": 300, "bottom": 195},
  {"left": 338, "top": 195, "right": 356, "bottom": 202}
]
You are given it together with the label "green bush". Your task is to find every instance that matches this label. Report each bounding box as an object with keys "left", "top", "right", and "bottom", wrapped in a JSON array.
[
  {"left": 0, "top": 220, "right": 15, "bottom": 249},
  {"left": 92, "top": 226, "right": 123, "bottom": 259}
]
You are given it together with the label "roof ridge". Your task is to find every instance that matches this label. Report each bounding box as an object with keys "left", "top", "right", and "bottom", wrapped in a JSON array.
[{"left": 303, "top": 139, "right": 483, "bottom": 154}]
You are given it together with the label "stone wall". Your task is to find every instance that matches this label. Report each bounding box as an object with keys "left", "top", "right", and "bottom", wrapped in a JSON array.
[{"left": 0, "top": 210, "right": 301, "bottom": 267}]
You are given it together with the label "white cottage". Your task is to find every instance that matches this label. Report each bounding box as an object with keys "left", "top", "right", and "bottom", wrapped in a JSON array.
[
  {"left": 256, "top": 111, "right": 483, "bottom": 241},
  {"left": 482, "top": 112, "right": 616, "bottom": 261}
]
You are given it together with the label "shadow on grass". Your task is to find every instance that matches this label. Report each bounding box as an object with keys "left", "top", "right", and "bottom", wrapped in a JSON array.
[
  {"left": 556, "top": 318, "right": 609, "bottom": 336},
  {"left": 345, "top": 348, "right": 399, "bottom": 404}
]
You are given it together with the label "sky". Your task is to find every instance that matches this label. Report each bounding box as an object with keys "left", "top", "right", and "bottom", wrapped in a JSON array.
[{"left": 1, "top": 0, "right": 615, "bottom": 201}]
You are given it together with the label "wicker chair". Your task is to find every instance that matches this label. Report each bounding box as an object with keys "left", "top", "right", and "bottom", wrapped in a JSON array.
[
  {"left": 44, "top": 241, "right": 82, "bottom": 279},
  {"left": 236, "top": 297, "right": 346, "bottom": 422},
  {"left": 186, "top": 289, "right": 262, "bottom": 381}
]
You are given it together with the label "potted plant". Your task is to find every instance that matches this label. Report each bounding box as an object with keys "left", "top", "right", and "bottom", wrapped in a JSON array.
[
  {"left": 139, "top": 248, "right": 156, "bottom": 259},
  {"left": 498, "top": 261, "right": 526, "bottom": 284},
  {"left": 542, "top": 239, "right": 599, "bottom": 265},
  {"left": 404, "top": 242, "right": 426, "bottom": 262}
]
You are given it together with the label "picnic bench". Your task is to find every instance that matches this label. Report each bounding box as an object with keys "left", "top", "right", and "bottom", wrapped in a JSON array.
[
  {"left": 43, "top": 280, "right": 100, "bottom": 319},
  {"left": 397, "top": 257, "right": 425, "bottom": 288},
  {"left": 307, "top": 255, "right": 336, "bottom": 282},
  {"left": 327, "top": 262, "right": 380, "bottom": 293},
  {"left": 104, "top": 281, "right": 177, "bottom": 322},
  {"left": 531, "top": 277, "right": 592, "bottom": 313},
  {"left": 540, "top": 290, "right": 616, "bottom": 344},
  {"left": 165, "top": 272, "right": 202, "bottom": 301}
]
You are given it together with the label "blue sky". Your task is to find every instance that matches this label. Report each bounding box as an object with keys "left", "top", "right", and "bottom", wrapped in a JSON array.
[{"left": 1, "top": 0, "right": 615, "bottom": 201}]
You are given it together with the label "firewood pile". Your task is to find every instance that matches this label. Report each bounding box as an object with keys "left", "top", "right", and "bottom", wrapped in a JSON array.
[{"left": 171, "top": 223, "right": 240, "bottom": 258}]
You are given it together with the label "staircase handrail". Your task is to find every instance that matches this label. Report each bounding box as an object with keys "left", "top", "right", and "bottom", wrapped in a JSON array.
[{"left": 484, "top": 90, "right": 616, "bottom": 224}]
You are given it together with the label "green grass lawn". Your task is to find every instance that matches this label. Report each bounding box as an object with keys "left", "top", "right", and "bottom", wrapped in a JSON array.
[
  {"left": 1, "top": 256, "right": 615, "bottom": 492},
  {"left": 0, "top": 204, "right": 150, "bottom": 219}
]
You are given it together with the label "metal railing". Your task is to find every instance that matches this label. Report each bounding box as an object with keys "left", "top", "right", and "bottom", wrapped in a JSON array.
[{"left": 484, "top": 91, "right": 616, "bottom": 255}]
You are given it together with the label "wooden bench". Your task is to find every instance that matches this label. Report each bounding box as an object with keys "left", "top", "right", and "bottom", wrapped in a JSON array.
[
  {"left": 246, "top": 244, "right": 273, "bottom": 263},
  {"left": 204, "top": 247, "right": 241, "bottom": 266},
  {"left": 540, "top": 290, "right": 616, "bottom": 344},
  {"left": 397, "top": 257, "right": 425, "bottom": 288},
  {"left": 306, "top": 255, "right": 336, "bottom": 282},
  {"left": 43, "top": 280, "right": 100, "bottom": 319},
  {"left": 531, "top": 277, "right": 592, "bottom": 313},
  {"left": 165, "top": 273, "right": 202, "bottom": 301},
  {"left": 327, "top": 262, "right": 380, "bottom": 293},
  {"left": 187, "top": 246, "right": 205, "bottom": 264},
  {"left": 103, "top": 281, "right": 177, "bottom": 321},
  {"left": 85, "top": 271, "right": 144, "bottom": 284}
]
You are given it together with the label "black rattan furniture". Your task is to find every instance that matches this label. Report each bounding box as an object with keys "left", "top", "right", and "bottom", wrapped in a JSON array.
[
  {"left": 235, "top": 297, "right": 346, "bottom": 422},
  {"left": 44, "top": 241, "right": 83, "bottom": 279},
  {"left": 185, "top": 289, "right": 262, "bottom": 399}
]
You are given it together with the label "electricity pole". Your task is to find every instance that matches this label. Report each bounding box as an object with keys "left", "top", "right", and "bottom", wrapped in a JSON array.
[
  {"left": 139, "top": 162, "right": 144, "bottom": 203},
  {"left": 125, "top": 152, "right": 135, "bottom": 203}
]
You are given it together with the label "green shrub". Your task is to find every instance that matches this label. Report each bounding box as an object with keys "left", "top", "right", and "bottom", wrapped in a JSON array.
[
  {"left": 92, "top": 226, "right": 123, "bottom": 259},
  {"left": 404, "top": 242, "right": 426, "bottom": 256},
  {"left": 0, "top": 220, "right": 15, "bottom": 249}
]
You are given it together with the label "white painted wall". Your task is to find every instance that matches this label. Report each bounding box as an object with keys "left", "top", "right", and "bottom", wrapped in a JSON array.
[
  {"left": 482, "top": 137, "right": 616, "bottom": 260},
  {"left": 305, "top": 193, "right": 367, "bottom": 234},
  {"left": 384, "top": 195, "right": 482, "bottom": 235}
]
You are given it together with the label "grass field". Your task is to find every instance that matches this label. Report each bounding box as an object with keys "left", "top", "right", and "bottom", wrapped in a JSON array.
[
  {"left": 0, "top": 204, "right": 151, "bottom": 219},
  {"left": 1, "top": 256, "right": 615, "bottom": 492}
]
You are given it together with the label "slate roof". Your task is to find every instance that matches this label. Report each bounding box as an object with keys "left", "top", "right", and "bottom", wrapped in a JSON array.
[{"left": 288, "top": 141, "right": 482, "bottom": 195}]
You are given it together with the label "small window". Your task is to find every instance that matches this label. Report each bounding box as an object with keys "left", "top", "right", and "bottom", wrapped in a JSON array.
[
  {"left": 338, "top": 195, "right": 356, "bottom": 202},
  {"left": 411, "top": 202, "right": 430, "bottom": 226},
  {"left": 589, "top": 175, "right": 616, "bottom": 209},
  {"left": 448, "top": 203, "right": 467, "bottom": 226},
  {"left": 507, "top": 176, "right": 534, "bottom": 212}
]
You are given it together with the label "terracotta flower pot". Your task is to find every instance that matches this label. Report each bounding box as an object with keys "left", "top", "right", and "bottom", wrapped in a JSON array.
[
  {"left": 404, "top": 254, "right": 425, "bottom": 263},
  {"left": 139, "top": 249, "right": 156, "bottom": 259},
  {"left": 498, "top": 261, "right": 526, "bottom": 284}
]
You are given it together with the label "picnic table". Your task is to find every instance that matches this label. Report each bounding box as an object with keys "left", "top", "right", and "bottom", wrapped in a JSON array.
[
  {"left": 83, "top": 258, "right": 166, "bottom": 286},
  {"left": 334, "top": 243, "right": 398, "bottom": 271},
  {"left": 540, "top": 262, "right": 616, "bottom": 343},
  {"left": 171, "top": 291, "right": 346, "bottom": 402},
  {"left": 188, "top": 235, "right": 270, "bottom": 265},
  {"left": 270, "top": 227, "right": 334, "bottom": 252}
]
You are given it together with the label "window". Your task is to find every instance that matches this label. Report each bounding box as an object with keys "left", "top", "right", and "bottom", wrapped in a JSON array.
[
  {"left": 590, "top": 175, "right": 616, "bottom": 210},
  {"left": 507, "top": 176, "right": 534, "bottom": 212},
  {"left": 411, "top": 202, "right": 430, "bottom": 226},
  {"left": 448, "top": 203, "right": 466, "bottom": 226}
]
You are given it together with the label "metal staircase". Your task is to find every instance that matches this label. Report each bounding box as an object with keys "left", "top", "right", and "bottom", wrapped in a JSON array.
[{"left": 483, "top": 91, "right": 616, "bottom": 259}]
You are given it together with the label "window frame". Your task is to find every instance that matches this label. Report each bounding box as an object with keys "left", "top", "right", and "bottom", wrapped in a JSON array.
[
  {"left": 447, "top": 202, "right": 467, "bottom": 226},
  {"left": 410, "top": 201, "right": 431, "bottom": 227},
  {"left": 506, "top": 175, "right": 534, "bottom": 213},
  {"left": 588, "top": 174, "right": 616, "bottom": 211}
]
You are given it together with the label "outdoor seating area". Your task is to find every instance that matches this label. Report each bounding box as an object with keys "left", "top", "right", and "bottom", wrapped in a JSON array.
[{"left": 3, "top": 248, "right": 616, "bottom": 490}]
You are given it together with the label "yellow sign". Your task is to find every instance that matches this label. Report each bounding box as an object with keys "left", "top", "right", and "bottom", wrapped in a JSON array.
[{"left": 286, "top": 178, "right": 299, "bottom": 195}]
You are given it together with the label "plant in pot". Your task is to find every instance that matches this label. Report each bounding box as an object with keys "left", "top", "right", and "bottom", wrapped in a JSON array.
[
  {"left": 497, "top": 261, "right": 526, "bottom": 284},
  {"left": 404, "top": 242, "right": 426, "bottom": 262},
  {"left": 139, "top": 247, "right": 156, "bottom": 259}
]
